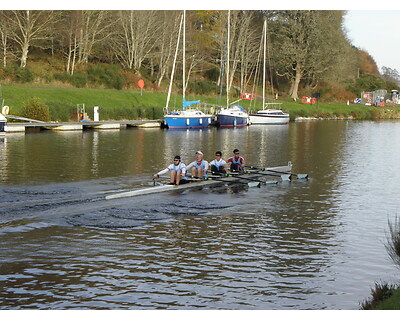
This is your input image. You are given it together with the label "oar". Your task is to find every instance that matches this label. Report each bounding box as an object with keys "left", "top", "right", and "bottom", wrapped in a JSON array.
[
  {"left": 225, "top": 171, "right": 280, "bottom": 186},
  {"left": 204, "top": 172, "right": 260, "bottom": 187},
  {"left": 248, "top": 166, "right": 308, "bottom": 180},
  {"left": 230, "top": 175, "right": 261, "bottom": 187},
  {"left": 243, "top": 169, "right": 291, "bottom": 182}
]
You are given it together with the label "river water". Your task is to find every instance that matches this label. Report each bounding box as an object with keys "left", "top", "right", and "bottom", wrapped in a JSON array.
[{"left": 1, "top": 121, "right": 400, "bottom": 310}]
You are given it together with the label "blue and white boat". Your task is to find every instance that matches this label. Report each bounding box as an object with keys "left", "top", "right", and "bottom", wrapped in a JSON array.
[
  {"left": 217, "top": 104, "right": 249, "bottom": 128},
  {"left": 164, "top": 99, "right": 213, "bottom": 129},
  {"left": 163, "top": 11, "right": 213, "bottom": 130},
  {"left": 0, "top": 113, "right": 6, "bottom": 135}
]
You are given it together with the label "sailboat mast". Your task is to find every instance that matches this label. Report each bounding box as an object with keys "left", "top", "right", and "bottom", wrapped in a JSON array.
[
  {"left": 262, "top": 19, "right": 266, "bottom": 110},
  {"left": 226, "top": 10, "right": 230, "bottom": 107},
  {"left": 165, "top": 13, "right": 184, "bottom": 110},
  {"left": 183, "top": 10, "right": 186, "bottom": 106}
]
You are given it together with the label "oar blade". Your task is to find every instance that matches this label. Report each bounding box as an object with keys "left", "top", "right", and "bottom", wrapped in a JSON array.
[
  {"left": 297, "top": 174, "right": 309, "bottom": 180},
  {"left": 280, "top": 174, "right": 292, "bottom": 182},
  {"left": 247, "top": 181, "right": 261, "bottom": 188}
]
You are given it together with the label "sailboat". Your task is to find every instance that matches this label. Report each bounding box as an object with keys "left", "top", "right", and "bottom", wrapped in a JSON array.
[
  {"left": 249, "top": 19, "right": 289, "bottom": 125},
  {"left": 216, "top": 11, "right": 249, "bottom": 128},
  {"left": 163, "top": 11, "right": 213, "bottom": 129}
]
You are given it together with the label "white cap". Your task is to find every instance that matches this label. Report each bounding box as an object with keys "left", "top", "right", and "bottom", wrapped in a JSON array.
[{"left": 195, "top": 151, "right": 203, "bottom": 155}]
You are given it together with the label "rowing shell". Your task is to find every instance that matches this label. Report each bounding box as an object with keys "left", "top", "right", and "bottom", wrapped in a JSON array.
[
  {"left": 105, "top": 173, "right": 269, "bottom": 200},
  {"left": 105, "top": 162, "right": 294, "bottom": 200}
]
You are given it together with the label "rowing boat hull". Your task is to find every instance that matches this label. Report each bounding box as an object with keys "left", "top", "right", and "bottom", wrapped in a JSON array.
[{"left": 106, "top": 174, "right": 265, "bottom": 200}]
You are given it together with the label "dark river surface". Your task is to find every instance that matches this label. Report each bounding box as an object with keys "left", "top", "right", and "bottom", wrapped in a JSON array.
[{"left": 1, "top": 120, "right": 400, "bottom": 310}]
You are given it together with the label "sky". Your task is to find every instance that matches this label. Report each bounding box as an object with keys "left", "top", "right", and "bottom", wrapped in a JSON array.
[{"left": 344, "top": 10, "right": 400, "bottom": 73}]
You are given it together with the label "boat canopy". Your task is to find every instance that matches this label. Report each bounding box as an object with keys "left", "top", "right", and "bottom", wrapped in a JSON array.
[
  {"left": 230, "top": 104, "right": 246, "bottom": 112},
  {"left": 183, "top": 98, "right": 200, "bottom": 109}
]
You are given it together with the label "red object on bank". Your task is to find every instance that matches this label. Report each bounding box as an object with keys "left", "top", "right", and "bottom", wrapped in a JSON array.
[
  {"left": 241, "top": 93, "right": 255, "bottom": 100},
  {"left": 302, "top": 96, "right": 316, "bottom": 104},
  {"left": 137, "top": 79, "right": 145, "bottom": 89}
]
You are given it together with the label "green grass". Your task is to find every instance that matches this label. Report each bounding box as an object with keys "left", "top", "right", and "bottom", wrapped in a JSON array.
[
  {"left": 2, "top": 83, "right": 399, "bottom": 121},
  {"left": 372, "top": 287, "right": 400, "bottom": 309},
  {"left": 1, "top": 84, "right": 168, "bottom": 121},
  {"left": 361, "top": 283, "right": 400, "bottom": 310}
]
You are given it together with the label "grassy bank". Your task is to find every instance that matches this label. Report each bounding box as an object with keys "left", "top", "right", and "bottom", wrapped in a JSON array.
[
  {"left": 2, "top": 84, "right": 400, "bottom": 121},
  {"left": 361, "top": 283, "right": 400, "bottom": 310}
]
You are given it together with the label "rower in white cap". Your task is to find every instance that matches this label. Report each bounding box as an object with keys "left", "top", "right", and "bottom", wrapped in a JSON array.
[{"left": 186, "top": 151, "right": 209, "bottom": 179}]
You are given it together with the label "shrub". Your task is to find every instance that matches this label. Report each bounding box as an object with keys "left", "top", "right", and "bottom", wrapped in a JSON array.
[
  {"left": 14, "top": 67, "right": 34, "bottom": 83},
  {"left": 20, "top": 97, "right": 51, "bottom": 121},
  {"left": 54, "top": 72, "right": 71, "bottom": 83},
  {"left": 71, "top": 72, "right": 88, "bottom": 88},
  {"left": 186, "top": 80, "right": 217, "bottom": 95},
  {"left": 347, "top": 74, "right": 385, "bottom": 96},
  {"left": 47, "top": 102, "right": 75, "bottom": 122},
  {"left": 87, "top": 64, "right": 126, "bottom": 89},
  {"left": 204, "top": 67, "right": 219, "bottom": 81}
]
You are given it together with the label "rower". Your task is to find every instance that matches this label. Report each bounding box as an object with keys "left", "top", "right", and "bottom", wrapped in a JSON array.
[
  {"left": 209, "top": 151, "right": 227, "bottom": 174},
  {"left": 227, "top": 148, "right": 245, "bottom": 172},
  {"left": 186, "top": 151, "right": 209, "bottom": 179},
  {"left": 152, "top": 155, "right": 189, "bottom": 185}
]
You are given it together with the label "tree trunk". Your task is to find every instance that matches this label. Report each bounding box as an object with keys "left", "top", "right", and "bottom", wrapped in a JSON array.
[
  {"left": 290, "top": 64, "right": 302, "bottom": 100},
  {"left": 20, "top": 43, "right": 29, "bottom": 68},
  {"left": 1, "top": 33, "right": 6, "bottom": 68}
]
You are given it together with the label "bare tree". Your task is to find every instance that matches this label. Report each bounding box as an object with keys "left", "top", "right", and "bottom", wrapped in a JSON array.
[
  {"left": 0, "top": 11, "right": 13, "bottom": 67},
  {"left": 153, "top": 11, "right": 182, "bottom": 87},
  {"left": 56, "top": 11, "right": 80, "bottom": 75},
  {"left": 4, "top": 10, "right": 59, "bottom": 68},
  {"left": 76, "top": 11, "right": 115, "bottom": 65},
  {"left": 113, "top": 10, "right": 160, "bottom": 72},
  {"left": 223, "top": 11, "right": 260, "bottom": 96}
]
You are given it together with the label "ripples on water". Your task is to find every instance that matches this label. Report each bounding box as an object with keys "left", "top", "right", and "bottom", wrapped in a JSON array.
[{"left": 1, "top": 123, "right": 400, "bottom": 309}]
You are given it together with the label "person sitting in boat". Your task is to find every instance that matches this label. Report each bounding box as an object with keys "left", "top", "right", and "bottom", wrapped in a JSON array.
[
  {"left": 186, "top": 151, "right": 209, "bottom": 179},
  {"left": 209, "top": 151, "right": 227, "bottom": 174},
  {"left": 227, "top": 149, "right": 245, "bottom": 172},
  {"left": 152, "top": 155, "right": 189, "bottom": 185}
]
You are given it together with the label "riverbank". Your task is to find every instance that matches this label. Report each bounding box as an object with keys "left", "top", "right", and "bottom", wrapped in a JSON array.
[
  {"left": 362, "top": 284, "right": 400, "bottom": 309},
  {"left": 2, "top": 84, "right": 400, "bottom": 122}
]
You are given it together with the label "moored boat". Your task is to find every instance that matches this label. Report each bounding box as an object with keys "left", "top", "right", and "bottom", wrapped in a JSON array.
[
  {"left": 248, "top": 20, "right": 289, "bottom": 126},
  {"left": 163, "top": 11, "right": 212, "bottom": 130},
  {"left": 0, "top": 113, "right": 6, "bottom": 135},
  {"left": 164, "top": 108, "right": 213, "bottom": 129},
  {"left": 249, "top": 109, "right": 289, "bottom": 125},
  {"left": 217, "top": 105, "right": 249, "bottom": 127}
]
